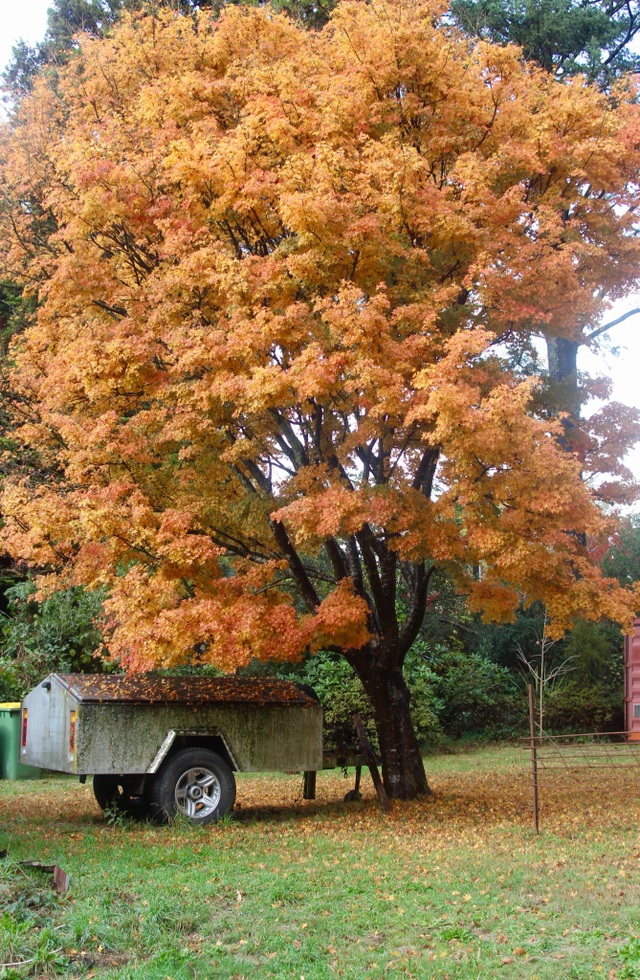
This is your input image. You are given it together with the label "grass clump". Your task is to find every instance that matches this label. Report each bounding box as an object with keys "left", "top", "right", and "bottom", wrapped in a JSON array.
[{"left": 0, "top": 858, "right": 68, "bottom": 977}]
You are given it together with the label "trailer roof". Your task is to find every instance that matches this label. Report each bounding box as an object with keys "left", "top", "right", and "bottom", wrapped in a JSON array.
[{"left": 51, "top": 674, "right": 320, "bottom": 708}]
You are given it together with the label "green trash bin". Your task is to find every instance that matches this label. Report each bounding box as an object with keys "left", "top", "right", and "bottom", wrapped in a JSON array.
[{"left": 0, "top": 702, "right": 41, "bottom": 779}]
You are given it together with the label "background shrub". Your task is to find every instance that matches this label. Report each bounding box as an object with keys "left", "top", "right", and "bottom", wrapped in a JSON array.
[
  {"left": 0, "top": 583, "right": 105, "bottom": 700},
  {"left": 543, "top": 682, "right": 624, "bottom": 733},
  {"left": 427, "top": 647, "right": 526, "bottom": 740}
]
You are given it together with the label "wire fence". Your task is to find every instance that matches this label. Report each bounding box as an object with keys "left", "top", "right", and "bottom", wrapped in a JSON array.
[
  {"left": 532, "top": 732, "right": 640, "bottom": 770},
  {"left": 525, "top": 685, "right": 640, "bottom": 831}
]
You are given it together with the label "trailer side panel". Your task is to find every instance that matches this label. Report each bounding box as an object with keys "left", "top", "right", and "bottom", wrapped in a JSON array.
[{"left": 75, "top": 702, "right": 323, "bottom": 774}]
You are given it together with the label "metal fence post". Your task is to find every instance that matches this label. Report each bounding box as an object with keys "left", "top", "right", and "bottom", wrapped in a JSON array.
[{"left": 529, "top": 684, "right": 539, "bottom": 833}]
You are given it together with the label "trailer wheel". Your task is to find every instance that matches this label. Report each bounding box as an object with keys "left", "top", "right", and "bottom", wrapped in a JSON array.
[
  {"left": 93, "top": 775, "right": 148, "bottom": 819},
  {"left": 147, "top": 749, "right": 236, "bottom": 825}
]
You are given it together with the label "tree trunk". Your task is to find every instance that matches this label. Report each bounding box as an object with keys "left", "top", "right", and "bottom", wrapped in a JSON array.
[
  {"left": 547, "top": 336, "right": 579, "bottom": 392},
  {"left": 356, "top": 663, "right": 432, "bottom": 800},
  {"left": 546, "top": 336, "right": 582, "bottom": 445},
  {"left": 546, "top": 335, "right": 587, "bottom": 546}
]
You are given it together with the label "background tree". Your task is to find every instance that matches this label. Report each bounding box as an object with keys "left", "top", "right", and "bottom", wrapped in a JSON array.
[
  {"left": 1, "top": 0, "right": 640, "bottom": 797},
  {"left": 450, "top": 0, "right": 640, "bottom": 86},
  {"left": 450, "top": 0, "right": 640, "bottom": 729},
  {"left": 451, "top": 0, "right": 640, "bottom": 464},
  {"left": 603, "top": 514, "right": 640, "bottom": 584}
]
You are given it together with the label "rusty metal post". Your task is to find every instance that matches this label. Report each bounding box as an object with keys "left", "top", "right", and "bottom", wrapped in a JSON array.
[
  {"left": 529, "top": 683, "right": 539, "bottom": 833},
  {"left": 354, "top": 765, "right": 362, "bottom": 795}
]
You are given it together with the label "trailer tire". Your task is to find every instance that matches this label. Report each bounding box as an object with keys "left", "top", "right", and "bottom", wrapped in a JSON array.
[
  {"left": 147, "top": 748, "right": 236, "bottom": 825},
  {"left": 93, "top": 775, "right": 148, "bottom": 820}
]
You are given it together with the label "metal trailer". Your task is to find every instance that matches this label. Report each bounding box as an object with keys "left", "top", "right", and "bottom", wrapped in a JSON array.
[{"left": 20, "top": 673, "right": 325, "bottom": 824}]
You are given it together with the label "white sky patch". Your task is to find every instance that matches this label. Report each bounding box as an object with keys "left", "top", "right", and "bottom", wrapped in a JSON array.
[
  {"left": 581, "top": 294, "right": 640, "bottom": 486},
  {"left": 0, "top": 0, "right": 50, "bottom": 75}
]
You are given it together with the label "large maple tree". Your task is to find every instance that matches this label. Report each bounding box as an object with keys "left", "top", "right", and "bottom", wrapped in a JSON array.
[{"left": 2, "top": 0, "right": 640, "bottom": 797}]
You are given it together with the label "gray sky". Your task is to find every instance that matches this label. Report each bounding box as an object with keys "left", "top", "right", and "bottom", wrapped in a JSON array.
[
  {"left": 2, "top": 0, "right": 640, "bottom": 487},
  {"left": 0, "top": 0, "right": 50, "bottom": 72}
]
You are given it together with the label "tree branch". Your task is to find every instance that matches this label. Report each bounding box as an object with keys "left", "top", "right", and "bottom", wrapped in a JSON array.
[
  {"left": 585, "top": 307, "right": 640, "bottom": 342},
  {"left": 268, "top": 517, "right": 320, "bottom": 611},
  {"left": 398, "top": 563, "right": 436, "bottom": 660},
  {"left": 269, "top": 408, "right": 310, "bottom": 468},
  {"left": 325, "top": 536, "right": 348, "bottom": 581},
  {"left": 92, "top": 298, "right": 128, "bottom": 319},
  {"left": 412, "top": 447, "right": 439, "bottom": 497}
]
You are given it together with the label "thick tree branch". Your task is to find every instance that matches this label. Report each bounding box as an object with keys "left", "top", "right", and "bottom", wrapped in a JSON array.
[
  {"left": 92, "top": 298, "right": 128, "bottom": 319},
  {"left": 412, "top": 447, "right": 439, "bottom": 497},
  {"left": 268, "top": 517, "right": 320, "bottom": 611},
  {"left": 325, "top": 536, "right": 348, "bottom": 581},
  {"left": 269, "top": 409, "right": 310, "bottom": 468},
  {"left": 354, "top": 528, "right": 384, "bottom": 607},
  {"left": 398, "top": 563, "right": 436, "bottom": 660},
  {"left": 346, "top": 536, "right": 365, "bottom": 595}
]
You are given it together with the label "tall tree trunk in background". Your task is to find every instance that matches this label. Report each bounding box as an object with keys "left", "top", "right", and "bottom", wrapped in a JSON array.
[
  {"left": 546, "top": 337, "right": 580, "bottom": 411},
  {"left": 546, "top": 337, "right": 579, "bottom": 399},
  {"left": 546, "top": 336, "right": 583, "bottom": 452},
  {"left": 546, "top": 336, "right": 589, "bottom": 546}
]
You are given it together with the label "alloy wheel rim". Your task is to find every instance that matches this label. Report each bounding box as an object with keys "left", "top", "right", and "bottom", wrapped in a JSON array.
[{"left": 174, "top": 766, "right": 222, "bottom": 819}]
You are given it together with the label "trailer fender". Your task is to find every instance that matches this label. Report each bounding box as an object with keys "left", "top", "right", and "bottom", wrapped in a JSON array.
[
  {"left": 147, "top": 730, "right": 240, "bottom": 774},
  {"left": 148, "top": 731, "right": 177, "bottom": 773}
]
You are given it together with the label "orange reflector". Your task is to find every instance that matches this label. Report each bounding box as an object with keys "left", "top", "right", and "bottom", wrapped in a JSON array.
[
  {"left": 21, "top": 708, "right": 28, "bottom": 748},
  {"left": 69, "top": 710, "right": 77, "bottom": 755}
]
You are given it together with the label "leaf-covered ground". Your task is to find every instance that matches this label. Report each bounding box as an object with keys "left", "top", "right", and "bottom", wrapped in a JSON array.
[{"left": 1, "top": 745, "right": 640, "bottom": 978}]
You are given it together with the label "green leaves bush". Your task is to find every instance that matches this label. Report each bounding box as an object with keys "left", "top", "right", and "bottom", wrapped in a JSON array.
[
  {"left": 544, "top": 682, "right": 624, "bottom": 733},
  {"left": 297, "top": 653, "right": 378, "bottom": 749},
  {"left": 289, "top": 644, "right": 530, "bottom": 748},
  {"left": 0, "top": 583, "right": 105, "bottom": 701},
  {"left": 426, "top": 646, "right": 526, "bottom": 741}
]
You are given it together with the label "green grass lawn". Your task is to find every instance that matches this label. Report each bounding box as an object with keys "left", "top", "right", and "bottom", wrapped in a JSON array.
[{"left": 2, "top": 745, "right": 640, "bottom": 979}]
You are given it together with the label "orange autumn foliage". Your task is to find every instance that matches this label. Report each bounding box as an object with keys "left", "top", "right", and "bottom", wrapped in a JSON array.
[{"left": 1, "top": 0, "right": 640, "bottom": 678}]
